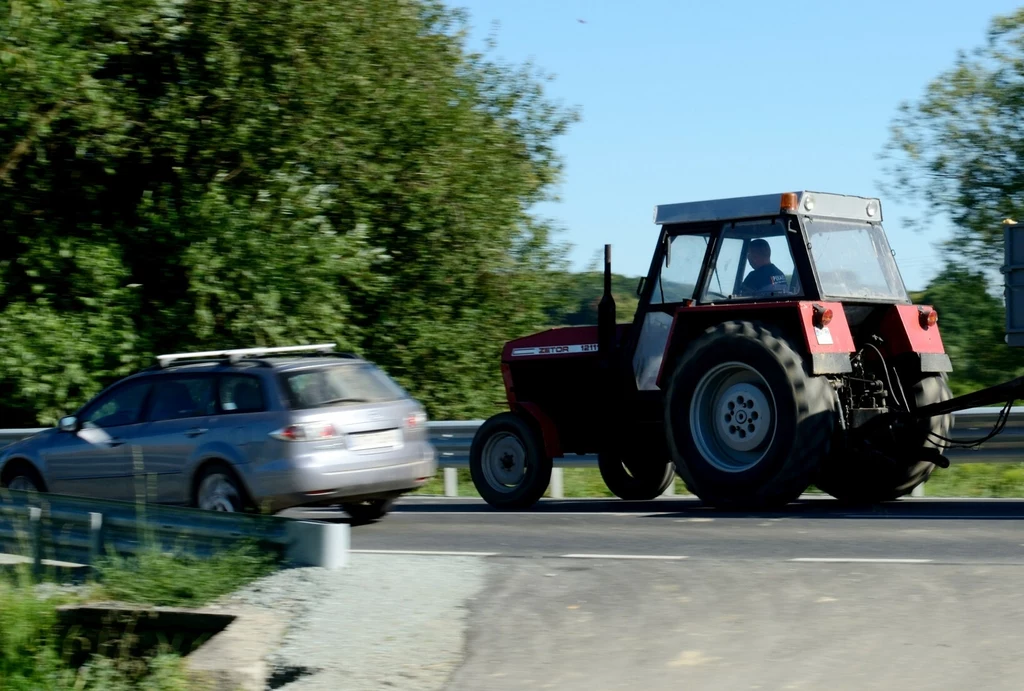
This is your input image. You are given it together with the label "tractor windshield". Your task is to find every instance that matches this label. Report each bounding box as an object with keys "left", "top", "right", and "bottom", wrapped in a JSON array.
[{"left": 804, "top": 218, "right": 908, "bottom": 301}]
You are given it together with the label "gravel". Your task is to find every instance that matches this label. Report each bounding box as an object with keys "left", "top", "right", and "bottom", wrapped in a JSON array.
[{"left": 221, "top": 554, "right": 487, "bottom": 691}]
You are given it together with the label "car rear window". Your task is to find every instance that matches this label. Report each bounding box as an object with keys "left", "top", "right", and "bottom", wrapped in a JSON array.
[{"left": 281, "top": 364, "right": 405, "bottom": 410}]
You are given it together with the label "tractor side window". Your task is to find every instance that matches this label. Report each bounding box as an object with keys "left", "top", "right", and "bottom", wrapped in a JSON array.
[
  {"left": 650, "top": 233, "right": 711, "bottom": 305},
  {"left": 702, "top": 220, "right": 800, "bottom": 301}
]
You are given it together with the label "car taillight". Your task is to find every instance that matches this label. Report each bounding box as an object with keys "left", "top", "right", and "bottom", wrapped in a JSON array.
[
  {"left": 270, "top": 422, "right": 340, "bottom": 442},
  {"left": 405, "top": 411, "right": 428, "bottom": 429},
  {"left": 919, "top": 307, "right": 938, "bottom": 329},
  {"left": 813, "top": 304, "right": 833, "bottom": 328}
]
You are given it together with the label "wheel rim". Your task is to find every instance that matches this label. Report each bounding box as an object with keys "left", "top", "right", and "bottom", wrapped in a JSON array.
[
  {"left": 690, "top": 361, "right": 776, "bottom": 473},
  {"left": 8, "top": 476, "right": 38, "bottom": 492},
  {"left": 198, "top": 474, "right": 240, "bottom": 512},
  {"left": 481, "top": 432, "right": 527, "bottom": 493}
]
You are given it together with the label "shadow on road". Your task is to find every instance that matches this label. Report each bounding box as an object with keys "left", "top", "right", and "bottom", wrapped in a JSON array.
[{"left": 340, "top": 496, "right": 1024, "bottom": 521}]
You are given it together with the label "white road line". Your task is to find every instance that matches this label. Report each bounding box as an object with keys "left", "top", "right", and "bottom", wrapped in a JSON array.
[
  {"left": 350, "top": 549, "right": 500, "bottom": 557},
  {"left": 560, "top": 553, "right": 689, "bottom": 561},
  {"left": 789, "top": 557, "right": 933, "bottom": 564}
]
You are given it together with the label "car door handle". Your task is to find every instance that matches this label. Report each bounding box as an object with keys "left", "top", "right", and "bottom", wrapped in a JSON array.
[{"left": 186, "top": 427, "right": 209, "bottom": 438}]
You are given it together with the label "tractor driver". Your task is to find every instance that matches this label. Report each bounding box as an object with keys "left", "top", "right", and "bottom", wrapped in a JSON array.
[{"left": 740, "top": 239, "right": 788, "bottom": 296}]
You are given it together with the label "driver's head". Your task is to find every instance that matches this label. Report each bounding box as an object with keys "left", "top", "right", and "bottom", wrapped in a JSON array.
[{"left": 748, "top": 239, "right": 771, "bottom": 269}]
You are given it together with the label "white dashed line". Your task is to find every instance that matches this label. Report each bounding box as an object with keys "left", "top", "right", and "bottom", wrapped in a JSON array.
[
  {"left": 560, "top": 553, "right": 689, "bottom": 561},
  {"left": 789, "top": 558, "right": 933, "bottom": 564},
  {"left": 350, "top": 549, "right": 500, "bottom": 557}
]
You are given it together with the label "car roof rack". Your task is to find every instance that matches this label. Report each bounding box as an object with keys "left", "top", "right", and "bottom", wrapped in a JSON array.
[{"left": 155, "top": 344, "right": 337, "bottom": 369}]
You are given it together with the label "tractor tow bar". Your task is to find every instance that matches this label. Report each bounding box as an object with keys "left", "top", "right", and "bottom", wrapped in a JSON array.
[{"left": 880, "top": 375, "right": 1024, "bottom": 457}]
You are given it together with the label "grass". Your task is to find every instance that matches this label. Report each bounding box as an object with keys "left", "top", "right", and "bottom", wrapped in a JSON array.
[
  {"left": 415, "top": 464, "right": 1024, "bottom": 499},
  {"left": 0, "top": 565, "right": 196, "bottom": 691},
  {"left": 415, "top": 467, "right": 689, "bottom": 498},
  {"left": 0, "top": 537, "right": 278, "bottom": 690},
  {"left": 92, "top": 540, "right": 279, "bottom": 608}
]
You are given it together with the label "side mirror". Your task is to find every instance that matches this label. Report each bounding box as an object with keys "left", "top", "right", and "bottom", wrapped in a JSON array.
[{"left": 58, "top": 416, "right": 78, "bottom": 433}]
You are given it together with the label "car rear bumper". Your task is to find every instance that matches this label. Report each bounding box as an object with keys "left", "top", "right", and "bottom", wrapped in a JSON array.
[{"left": 252, "top": 443, "right": 437, "bottom": 512}]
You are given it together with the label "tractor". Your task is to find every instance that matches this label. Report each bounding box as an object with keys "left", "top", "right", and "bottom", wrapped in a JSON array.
[{"left": 468, "top": 190, "right": 1012, "bottom": 510}]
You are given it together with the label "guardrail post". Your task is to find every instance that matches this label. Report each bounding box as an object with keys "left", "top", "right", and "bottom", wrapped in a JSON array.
[
  {"left": 88, "top": 512, "right": 103, "bottom": 578},
  {"left": 550, "top": 468, "right": 564, "bottom": 499},
  {"left": 29, "top": 506, "right": 42, "bottom": 581},
  {"left": 443, "top": 468, "right": 458, "bottom": 497}
]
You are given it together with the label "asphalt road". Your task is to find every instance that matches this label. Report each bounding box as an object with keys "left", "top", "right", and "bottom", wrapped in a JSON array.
[
  {"left": 288, "top": 495, "right": 1024, "bottom": 564},
  {"left": 284, "top": 497, "right": 1024, "bottom": 690}
]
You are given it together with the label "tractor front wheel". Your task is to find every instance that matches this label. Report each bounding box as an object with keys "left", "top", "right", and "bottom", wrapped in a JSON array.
[
  {"left": 816, "top": 373, "right": 952, "bottom": 503},
  {"left": 598, "top": 453, "right": 676, "bottom": 500},
  {"left": 470, "top": 412, "right": 553, "bottom": 509},
  {"left": 664, "top": 321, "right": 836, "bottom": 509}
]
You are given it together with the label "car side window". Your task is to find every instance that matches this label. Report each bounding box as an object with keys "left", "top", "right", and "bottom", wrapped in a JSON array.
[
  {"left": 220, "top": 375, "right": 266, "bottom": 414},
  {"left": 148, "top": 376, "right": 216, "bottom": 422},
  {"left": 81, "top": 381, "right": 151, "bottom": 429}
]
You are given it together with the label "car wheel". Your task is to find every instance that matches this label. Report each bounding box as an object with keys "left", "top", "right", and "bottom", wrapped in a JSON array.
[
  {"left": 196, "top": 467, "right": 245, "bottom": 512},
  {"left": 1, "top": 464, "right": 45, "bottom": 493},
  {"left": 341, "top": 498, "right": 395, "bottom": 523}
]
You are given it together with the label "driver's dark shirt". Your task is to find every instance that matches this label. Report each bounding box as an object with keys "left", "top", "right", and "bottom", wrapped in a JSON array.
[{"left": 741, "top": 262, "right": 787, "bottom": 295}]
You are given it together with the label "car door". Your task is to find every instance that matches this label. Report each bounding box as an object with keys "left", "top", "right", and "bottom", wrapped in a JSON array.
[
  {"left": 129, "top": 374, "right": 218, "bottom": 504},
  {"left": 43, "top": 379, "right": 152, "bottom": 501}
]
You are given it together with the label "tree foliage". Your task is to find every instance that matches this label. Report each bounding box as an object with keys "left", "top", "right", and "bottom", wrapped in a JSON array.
[
  {"left": 0, "top": 0, "right": 578, "bottom": 425},
  {"left": 883, "top": 8, "right": 1024, "bottom": 269},
  {"left": 915, "top": 263, "right": 1024, "bottom": 395}
]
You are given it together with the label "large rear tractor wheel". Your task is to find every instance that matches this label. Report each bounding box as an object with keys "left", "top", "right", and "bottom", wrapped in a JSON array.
[
  {"left": 598, "top": 453, "right": 675, "bottom": 500},
  {"left": 816, "top": 373, "right": 952, "bottom": 503},
  {"left": 664, "top": 321, "right": 837, "bottom": 509},
  {"left": 470, "top": 412, "right": 553, "bottom": 509}
]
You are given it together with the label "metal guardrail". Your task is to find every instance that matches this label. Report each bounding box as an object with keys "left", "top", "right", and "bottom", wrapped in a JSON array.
[
  {"left": 430, "top": 408, "right": 1024, "bottom": 468},
  {"left": 3, "top": 408, "right": 1023, "bottom": 502},
  {"left": 0, "top": 488, "right": 346, "bottom": 572}
]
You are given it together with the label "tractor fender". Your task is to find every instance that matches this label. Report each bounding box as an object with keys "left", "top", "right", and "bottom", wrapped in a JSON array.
[
  {"left": 514, "top": 402, "right": 563, "bottom": 460},
  {"left": 879, "top": 304, "right": 952, "bottom": 373},
  {"left": 655, "top": 301, "right": 855, "bottom": 386}
]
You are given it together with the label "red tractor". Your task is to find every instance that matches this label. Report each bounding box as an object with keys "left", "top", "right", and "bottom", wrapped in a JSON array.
[{"left": 469, "top": 191, "right": 975, "bottom": 509}]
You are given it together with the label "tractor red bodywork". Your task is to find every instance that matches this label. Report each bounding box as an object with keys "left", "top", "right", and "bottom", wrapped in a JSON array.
[{"left": 500, "top": 302, "right": 946, "bottom": 459}]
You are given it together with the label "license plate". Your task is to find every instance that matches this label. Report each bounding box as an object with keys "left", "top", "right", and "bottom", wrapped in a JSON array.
[{"left": 348, "top": 428, "right": 403, "bottom": 452}]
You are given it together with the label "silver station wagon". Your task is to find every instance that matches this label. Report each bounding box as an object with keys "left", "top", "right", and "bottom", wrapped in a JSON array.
[{"left": 0, "top": 344, "right": 436, "bottom": 521}]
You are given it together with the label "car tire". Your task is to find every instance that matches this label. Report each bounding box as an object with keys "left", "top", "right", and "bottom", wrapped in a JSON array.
[
  {"left": 194, "top": 464, "right": 246, "bottom": 512},
  {"left": 664, "top": 320, "right": 836, "bottom": 509},
  {"left": 598, "top": 453, "right": 675, "bottom": 500},
  {"left": 0, "top": 462, "right": 45, "bottom": 493},
  {"left": 816, "top": 372, "right": 952, "bottom": 503},
  {"left": 470, "top": 412, "right": 552, "bottom": 510},
  {"left": 341, "top": 498, "right": 395, "bottom": 523}
]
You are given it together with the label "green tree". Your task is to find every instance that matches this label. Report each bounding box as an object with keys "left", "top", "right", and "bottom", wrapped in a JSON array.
[
  {"left": 0, "top": 0, "right": 578, "bottom": 425},
  {"left": 916, "top": 262, "right": 1024, "bottom": 395},
  {"left": 883, "top": 8, "right": 1024, "bottom": 270}
]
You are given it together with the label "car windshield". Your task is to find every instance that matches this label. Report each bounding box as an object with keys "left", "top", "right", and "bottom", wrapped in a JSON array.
[
  {"left": 281, "top": 363, "right": 406, "bottom": 410},
  {"left": 804, "top": 218, "right": 908, "bottom": 301}
]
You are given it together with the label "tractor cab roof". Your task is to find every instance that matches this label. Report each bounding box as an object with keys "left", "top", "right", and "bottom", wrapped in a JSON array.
[{"left": 654, "top": 191, "right": 882, "bottom": 227}]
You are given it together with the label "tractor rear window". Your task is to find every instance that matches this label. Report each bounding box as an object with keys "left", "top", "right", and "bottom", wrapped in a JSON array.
[
  {"left": 281, "top": 364, "right": 406, "bottom": 410},
  {"left": 805, "top": 219, "right": 908, "bottom": 301}
]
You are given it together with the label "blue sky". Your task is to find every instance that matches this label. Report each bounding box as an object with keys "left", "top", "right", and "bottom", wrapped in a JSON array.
[{"left": 453, "top": 0, "right": 1021, "bottom": 290}]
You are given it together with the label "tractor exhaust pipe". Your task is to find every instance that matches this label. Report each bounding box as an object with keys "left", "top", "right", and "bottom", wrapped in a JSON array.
[{"left": 598, "top": 244, "right": 616, "bottom": 362}]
